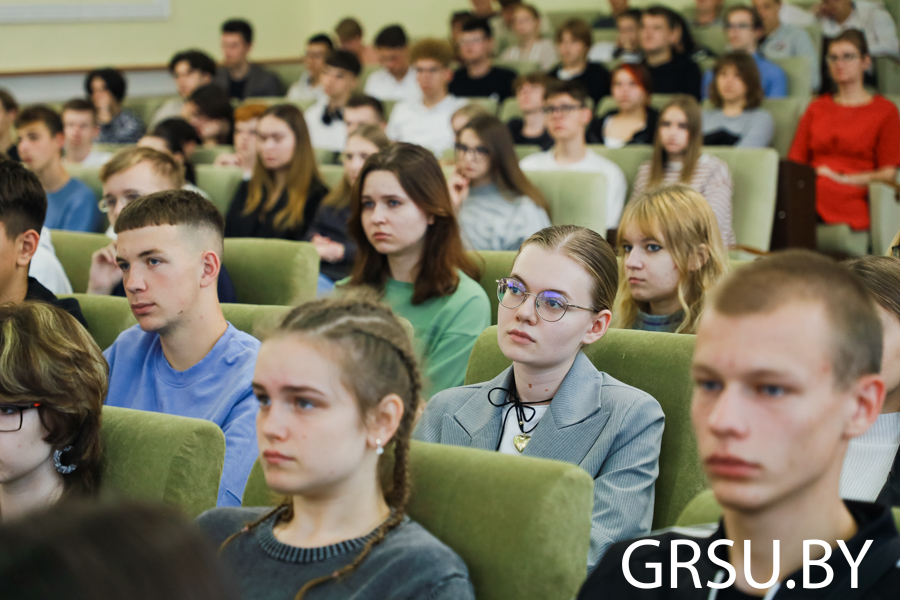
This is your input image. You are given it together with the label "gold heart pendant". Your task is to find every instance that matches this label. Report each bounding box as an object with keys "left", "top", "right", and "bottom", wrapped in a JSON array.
[{"left": 513, "top": 434, "right": 531, "bottom": 452}]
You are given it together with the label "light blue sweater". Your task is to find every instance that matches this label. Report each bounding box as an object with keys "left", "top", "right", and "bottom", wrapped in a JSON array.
[
  {"left": 103, "top": 323, "right": 261, "bottom": 507},
  {"left": 46, "top": 177, "right": 101, "bottom": 232}
]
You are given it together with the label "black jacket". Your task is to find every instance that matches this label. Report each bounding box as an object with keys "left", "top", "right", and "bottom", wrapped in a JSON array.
[
  {"left": 587, "top": 107, "right": 659, "bottom": 146},
  {"left": 25, "top": 277, "right": 88, "bottom": 328},
  {"left": 579, "top": 501, "right": 900, "bottom": 599},
  {"left": 225, "top": 179, "right": 328, "bottom": 242},
  {"left": 877, "top": 450, "right": 900, "bottom": 507},
  {"left": 304, "top": 203, "right": 356, "bottom": 282},
  {"left": 547, "top": 62, "right": 611, "bottom": 105}
]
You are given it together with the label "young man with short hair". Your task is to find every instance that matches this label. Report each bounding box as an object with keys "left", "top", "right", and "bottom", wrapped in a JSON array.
[
  {"left": 286, "top": 34, "right": 334, "bottom": 102},
  {"left": 640, "top": 7, "right": 702, "bottom": 99},
  {"left": 304, "top": 50, "right": 361, "bottom": 153},
  {"left": 15, "top": 106, "right": 100, "bottom": 232},
  {"left": 449, "top": 18, "right": 517, "bottom": 103},
  {"left": 519, "top": 81, "right": 626, "bottom": 233},
  {"left": 589, "top": 9, "right": 644, "bottom": 64},
  {"left": 104, "top": 189, "right": 259, "bottom": 507},
  {"left": 61, "top": 99, "right": 112, "bottom": 167},
  {"left": 579, "top": 250, "right": 900, "bottom": 598},
  {"left": 334, "top": 17, "right": 378, "bottom": 65},
  {"left": 548, "top": 19, "right": 612, "bottom": 105},
  {"left": 753, "top": 0, "right": 820, "bottom": 92},
  {"left": 0, "top": 159, "right": 84, "bottom": 324},
  {"left": 702, "top": 7, "right": 787, "bottom": 99},
  {"left": 818, "top": 0, "right": 899, "bottom": 58},
  {"left": 0, "top": 89, "right": 18, "bottom": 161},
  {"left": 344, "top": 95, "right": 386, "bottom": 133},
  {"left": 214, "top": 19, "right": 283, "bottom": 100},
  {"left": 364, "top": 25, "right": 421, "bottom": 103},
  {"left": 151, "top": 50, "right": 217, "bottom": 128},
  {"left": 386, "top": 38, "right": 468, "bottom": 157},
  {"left": 693, "top": 0, "right": 725, "bottom": 27}
]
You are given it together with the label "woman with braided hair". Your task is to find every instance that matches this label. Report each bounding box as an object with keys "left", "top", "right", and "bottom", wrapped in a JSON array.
[{"left": 196, "top": 298, "right": 474, "bottom": 600}]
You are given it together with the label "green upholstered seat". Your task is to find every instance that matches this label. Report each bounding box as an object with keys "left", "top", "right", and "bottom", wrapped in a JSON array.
[
  {"left": 100, "top": 405, "right": 224, "bottom": 518},
  {"left": 66, "top": 163, "right": 104, "bottom": 199},
  {"left": 196, "top": 165, "right": 244, "bottom": 214},
  {"left": 877, "top": 56, "right": 900, "bottom": 95},
  {"left": 267, "top": 63, "right": 306, "bottom": 91},
  {"left": 242, "top": 439, "right": 594, "bottom": 600},
  {"left": 498, "top": 96, "right": 521, "bottom": 122},
  {"left": 495, "top": 59, "right": 541, "bottom": 75},
  {"left": 870, "top": 181, "right": 900, "bottom": 256},
  {"left": 589, "top": 144, "right": 651, "bottom": 199},
  {"left": 123, "top": 96, "right": 174, "bottom": 125},
  {"left": 693, "top": 26, "right": 728, "bottom": 55},
  {"left": 64, "top": 293, "right": 287, "bottom": 350},
  {"left": 241, "top": 97, "right": 317, "bottom": 112},
  {"left": 515, "top": 144, "right": 542, "bottom": 159},
  {"left": 466, "top": 96, "right": 500, "bottom": 116},
  {"left": 315, "top": 147, "right": 339, "bottom": 165},
  {"left": 50, "top": 230, "right": 110, "bottom": 293},
  {"left": 760, "top": 96, "right": 808, "bottom": 157},
  {"left": 546, "top": 10, "right": 603, "bottom": 29},
  {"left": 592, "top": 27, "right": 619, "bottom": 43},
  {"left": 523, "top": 171, "right": 609, "bottom": 235},
  {"left": 318, "top": 164, "right": 344, "bottom": 189},
  {"left": 92, "top": 143, "right": 132, "bottom": 154},
  {"left": 464, "top": 326, "right": 706, "bottom": 530},
  {"left": 193, "top": 145, "right": 236, "bottom": 165},
  {"left": 816, "top": 223, "right": 871, "bottom": 256},
  {"left": 467, "top": 250, "right": 517, "bottom": 324},
  {"left": 770, "top": 56, "right": 813, "bottom": 99},
  {"left": 222, "top": 238, "right": 319, "bottom": 306}
]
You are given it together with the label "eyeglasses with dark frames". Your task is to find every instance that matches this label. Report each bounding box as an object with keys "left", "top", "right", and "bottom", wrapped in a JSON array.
[
  {"left": 0, "top": 402, "right": 42, "bottom": 433},
  {"left": 496, "top": 277, "right": 597, "bottom": 322},
  {"left": 455, "top": 142, "right": 490, "bottom": 160}
]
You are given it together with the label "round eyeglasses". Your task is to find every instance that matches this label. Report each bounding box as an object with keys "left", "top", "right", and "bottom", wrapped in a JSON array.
[
  {"left": 496, "top": 277, "right": 597, "bottom": 322},
  {"left": 0, "top": 402, "right": 42, "bottom": 432}
]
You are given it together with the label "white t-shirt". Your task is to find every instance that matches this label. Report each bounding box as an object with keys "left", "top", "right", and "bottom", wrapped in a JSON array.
[
  {"left": 364, "top": 68, "right": 422, "bottom": 103},
  {"left": 819, "top": 1, "right": 900, "bottom": 57},
  {"left": 65, "top": 148, "right": 112, "bottom": 168},
  {"left": 304, "top": 99, "right": 348, "bottom": 153},
  {"left": 385, "top": 94, "right": 468, "bottom": 157},
  {"left": 286, "top": 74, "right": 327, "bottom": 102},
  {"left": 29, "top": 227, "right": 73, "bottom": 295},
  {"left": 840, "top": 411, "right": 900, "bottom": 502},
  {"left": 519, "top": 148, "right": 627, "bottom": 230},
  {"left": 498, "top": 403, "right": 550, "bottom": 455}
]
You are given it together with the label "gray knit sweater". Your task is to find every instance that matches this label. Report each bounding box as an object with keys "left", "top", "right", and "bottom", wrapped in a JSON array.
[{"left": 197, "top": 507, "right": 475, "bottom": 600}]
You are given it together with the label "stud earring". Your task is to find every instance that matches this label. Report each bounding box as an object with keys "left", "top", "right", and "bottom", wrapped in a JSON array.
[
  {"left": 375, "top": 439, "right": 384, "bottom": 456},
  {"left": 53, "top": 446, "right": 77, "bottom": 474}
]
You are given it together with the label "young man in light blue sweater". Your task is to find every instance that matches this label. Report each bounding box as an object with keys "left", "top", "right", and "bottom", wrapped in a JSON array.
[{"left": 103, "top": 189, "right": 260, "bottom": 507}]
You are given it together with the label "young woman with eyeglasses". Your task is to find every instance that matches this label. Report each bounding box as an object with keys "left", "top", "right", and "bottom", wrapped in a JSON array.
[
  {"left": 415, "top": 224, "right": 665, "bottom": 571},
  {"left": 447, "top": 115, "right": 550, "bottom": 251},
  {"left": 0, "top": 302, "right": 106, "bottom": 521},
  {"left": 789, "top": 30, "right": 900, "bottom": 233}
]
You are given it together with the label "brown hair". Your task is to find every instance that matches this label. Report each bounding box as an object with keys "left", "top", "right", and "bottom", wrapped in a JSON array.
[
  {"left": 614, "top": 184, "right": 729, "bottom": 334},
  {"left": 15, "top": 105, "right": 63, "bottom": 137},
  {"left": 347, "top": 143, "right": 479, "bottom": 304},
  {"left": 459, "top": 115, "right": 550, "bottom": 214},
  {"left": 233, "top": 103, "right": 268, "bottom": 123},
  {"left": 0, "top": 89, "right": 17, "bottom": 113},
  {"left": 61, "top": 98, "right": 98, "bottom": 123},
  {"left": 555, "top": 18, "right": 592, "bottom": 48},
  {"left": 219, "top": 298, "right": 421, "bottom": 600},
  {"left": 322, "top": 124, "right": 390, "bottom": 209},
  {"left": 650, "top": 95, "right": 703, "bottom": 185},
  {"left": 452, "top": 103, "right": 492, "bottom": 130},
  {"left": 0, "top": 302, "right": 106, "bottom": 496},
  {"left": 114, "top": 188, "right": 225, "bottom": 257},
  {"left": 828, "top": 28, "right": 870, "bottom": 58},
  {"left": 711, "top": 250, "right": 882, "bottom": 389},
  {"left": 513, "top": 72, "right": 550, "bottom": 92},
  {"left": 515, "top": 3, "right": 541, "bottom": 19},
  {"left": 516, "top": 225, "right": 618, "bottom": 312},
  {"left": 99, "top": 146, "right": 185, "bottom": 189},
  {"left": 545, "top": 79, "right": 590, "bottom": 106},
  {"left": 708, "top": 52, "right": 764, "bottom": 110},
  {"left": 335, "top": 17, "right": 363, "bottom": 42},
  {"left": 844, "top": 256, "right": 900, "bottom": 323},
  {"left": 245, "top": 104, "right": 321, "bottom": 232},
  {"left": 409, "top": 38, "right": 455, "bottom": 67}
]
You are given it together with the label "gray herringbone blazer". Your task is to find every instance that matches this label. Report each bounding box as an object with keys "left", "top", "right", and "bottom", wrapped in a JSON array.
[{"left": 413, "top": 352, "right": 665, "bottom": 571}]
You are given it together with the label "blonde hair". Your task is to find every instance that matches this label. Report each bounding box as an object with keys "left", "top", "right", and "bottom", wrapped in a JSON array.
[
  {"left": 410, "top": 38, "right": 455, "bottom": 67},
  {"left": 322, "top": 125, "right": 390, "bottom": 209},
  {"left": 99, "top": 146, "right": 185, "bottom": 189},
  {"left": 650, "top": 96, "right": 703, "bottom": 186},
  {"left": 613, "top": 184, "right": 729, "bottom": 334}
]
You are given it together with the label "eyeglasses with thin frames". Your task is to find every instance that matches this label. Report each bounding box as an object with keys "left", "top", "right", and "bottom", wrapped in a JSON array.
[
  {"left": 826, "top": 53, "right": 861, "bottom": 64},
  {"left": 542, "top": 104, "right": 582, "bottom": 116},
  {"left": 496, "top": 277, "right": 597, "bottom": 322},
  {"left": 0, "top": 402, "right": 42, "bottom": 433},
  {"left": 455, "top": 143, "right": 490, "bottom": 160}
]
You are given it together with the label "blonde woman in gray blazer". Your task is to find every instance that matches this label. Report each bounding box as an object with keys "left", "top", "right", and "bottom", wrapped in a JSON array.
[{"left": 414, "top": 225, "right": 665, "bottom": 572}]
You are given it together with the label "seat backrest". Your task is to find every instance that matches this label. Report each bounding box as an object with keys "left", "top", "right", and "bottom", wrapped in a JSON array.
[
  {"left": 222, "top": 238, "right": 319, "bottom": 306},
  {"left": 869, "top": 181, "right": 900, "bottom": 256},
  {"left": 515, "top": 144, "right": 542, "bottom": 160},
  {"left": 195, "top": 165, "right": 244, "bottom": 214},
  {"left": 761, "top": 96, "right": 807, "bottom": 157},
  {"left": 545, "top": 9, "right": 603, "bottom": 30},
  {"left": 592, "top": 27, "right": 619, "bottom": 43},
  {"left": 317, "top": 164, "right": 345, "bottom": 190},
  {"left": 66, "top": 164, "right": 103, "bottom": 199},
  {"left": 693, "top": 26, "right": 728, "bottom": 55},
  {"left": 466, "top": 96, "right": 499, "bottom": 115},
  {"left": 498, "top": 96, "right": 521, "bottom": 122},
  {"left": 649, "top": 93, "right": 679, "bottom": 112},
  {"left": 268, "top": 63, "right": 305, "bottom": 90},
  {"left": 704, "top": 147, "right": 779, "bottom": 251},
  {"left": 314, "top": 147, "right": 338, "bottom": 165},
  {"left": 467, "top": 250, "right": 517, "bottom": 325},
  {"left": 242, "top": 440, "right": 594, "bottom": 600},
  {"left": 193, "top": 145, "right": 236, "bottom": 165},
  {"left": 590, "top": 144, "right": 652, "bottom": 199},
  {"left": 495, "top": 59, "right": 541, "bottom": 75},
  {"left": 521, "top": 170, "right": 609, "bottom": 235},
  {"left": 877, "top": 56, "right": 900, "bottom": 95},
  {"left": 464, "top": 326, "right": 706, "bottom": 530},
  {"left": 122, "top": 96, "right": 172, "bottom": 126},
  {"left": 770, "top": 56, "right": 812, "bottom": 99},
  {"left": 50, "top": 230, "right": 111, "bottom": 293},
  {"left": 101, "top": 405, "right": 224, "bottom": 518}
]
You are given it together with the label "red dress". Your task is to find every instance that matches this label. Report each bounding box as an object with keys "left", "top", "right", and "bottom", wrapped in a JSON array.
[{"left": 788, "top": 94, "right": 900, "bottom": 230}]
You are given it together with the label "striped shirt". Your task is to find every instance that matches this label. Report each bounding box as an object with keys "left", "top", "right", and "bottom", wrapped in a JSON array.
[{"left": 631, "top": 153, "right": 736, "bottom": 247}]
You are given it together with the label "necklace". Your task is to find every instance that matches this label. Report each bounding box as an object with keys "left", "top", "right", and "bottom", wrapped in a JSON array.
[{"left": 488, "top": 385, "right": 551, "bottom": 453}]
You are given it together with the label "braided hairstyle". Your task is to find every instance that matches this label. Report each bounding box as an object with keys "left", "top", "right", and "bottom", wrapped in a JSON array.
[{"left": 219, "top": 297, "right": 422, "bottom": 600}]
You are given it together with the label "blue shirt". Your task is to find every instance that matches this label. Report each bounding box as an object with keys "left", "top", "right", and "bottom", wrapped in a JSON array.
[
  {"left": 702, "top": 52, "right": 788, "bottom": 99},
  {"left": 46, "top": 177, "right": 101, "bottom": 232},
  {"left": 103, "top": 323, "right": 261, "bottom": 507}
]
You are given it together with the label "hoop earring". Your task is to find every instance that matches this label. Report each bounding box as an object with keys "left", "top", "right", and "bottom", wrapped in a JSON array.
[
  {"left": 375, "top": 439, "right": 384, "bottom": 456},
  {"left": 53, "top": 446, "right": 77, "bottom": 474}
]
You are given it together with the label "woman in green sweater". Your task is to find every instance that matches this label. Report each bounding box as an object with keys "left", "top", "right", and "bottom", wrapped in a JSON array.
[{"left": 343, "top": 142, "right": 491, "bottom": 398}]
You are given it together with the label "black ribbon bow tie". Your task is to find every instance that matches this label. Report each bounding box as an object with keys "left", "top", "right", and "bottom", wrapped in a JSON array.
[
  {"left": 322, "top": 106, "right": 344, "bottom": 125},
  {"left": 488, "top": 385, "right": 549, "bottom": 439}
]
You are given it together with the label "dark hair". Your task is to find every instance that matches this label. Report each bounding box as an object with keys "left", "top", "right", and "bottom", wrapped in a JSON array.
[
  {"left": 246, "top": 104, "right": 320, "bottom": 231},
  {"left": 219, "top": 298, "right": 421, "bottom": 600},
  {"left": 708, "top": 52, "right": 764, "bottom": 110},
  {"left": 348, "top": 143, "right": 480, "bottom": 304},
  {"left": 84, "top": 68, "right": 127, "bottom": 103},
  {"left": 148, "top": 118, "right": 202, "bottom": 184},
  {"left": 222, "top": 18, "right": 253, "bottom": 44},
  {"left": 326, "top": 49, "right": 362, "bottom": 77},
  {"left": 114, "top": 189, "right": 225, "bottom": 258},
  {"left": 335, "top": 17, "right": 363, "bottom": 41},
  {"left": 711, "top": 250, "right": 882, "bottom": 389},
  {"left": 0, "top": 159, "right": 47, "bottom": 237},
  {"left": 374, "top": 24, "right": 408, "bottom": 48},
  {"left": 618, "top": 8, "right": 643, "bottom": 23},
  {"left": 61, "top": 98, "right": 98, "bottom": 123},
  {"left": 461, "top": 16, "right": 493, "bottom": 38},
  {"left": 0, "top": 302, "right": 107, "bottom": 497},
  {"left": 669, "top": 10, "right": 696, "bottom": 54},
  {"left": 307, "top": 33, "right": 335, "bottom": 49},
  {"left": 513, "top": 72, "right": 550, "bottom": 92},
  {"left": 460, "top": 115, "right": 549, "bottom": 214},
  {"left": 0, "top": 89, "right": 18, "bottom": 113},
  {"left": 545, "top": 79, "right": 590, "bottom": 106},
  {"left": 0, "top": 500, "right": 239, "bottom": 600},
  {"left": 346, "top": 94, "right": 385, "bottom": 121},
  {"left": 725, "top": 5, "right": 763, "bottom": 30},
  {"left": 188, "top": 84, "right": 234, "bottom": 144},
  {"left": 828, "top": 28, "right": 870, "bottom": 58},
  {"left": 651, "top": 95, "right": 702, "bottom": 185},
  {"left": 555, "top": 18, "right": 592, "bottom": 47},
  {"left": 644, "top": 5, "right": 680, "bottom": 30},
  {"left": 451, "top": 11, "right": 473, "bottom": 26},
  {"left": 844, "top": 256, "right": 900, "bottom": 324},
  {"left": 15, "top": 105, "right": 64, "bottom": 137},
  {"left": 167, "top": 49, "right": 217, "bottom": 77}
]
